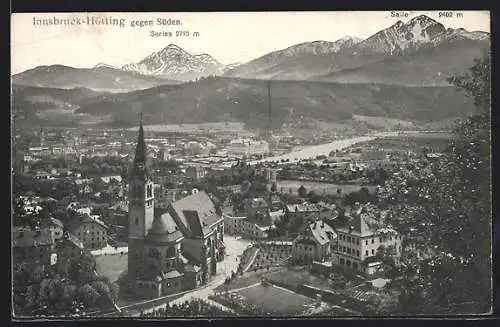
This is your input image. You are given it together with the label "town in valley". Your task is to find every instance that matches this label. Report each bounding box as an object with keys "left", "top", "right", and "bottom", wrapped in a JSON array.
[{"left": 11, "top": 11, "right": 492, "bottom": 318}]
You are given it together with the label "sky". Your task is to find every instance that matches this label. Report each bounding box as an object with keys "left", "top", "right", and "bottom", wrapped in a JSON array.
[{"left": 11, "top": 11, "right": 490, "bottom": 74}]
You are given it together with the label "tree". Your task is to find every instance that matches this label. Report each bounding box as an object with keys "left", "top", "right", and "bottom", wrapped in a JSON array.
[
  {"left": 307, "top": 190, "right": 321, "bottom": 204},
  {"left": 70, "top": 253, "right": 98, "bottom": 286},
  {"left": 298, "top": 185, "right": 307, "bottom": 198},
  {"left": 78, "top": 284, "right": 100, "bottom": 307},
  {"left": 379, "top": 51, "right": 491, "bottom": 314}
]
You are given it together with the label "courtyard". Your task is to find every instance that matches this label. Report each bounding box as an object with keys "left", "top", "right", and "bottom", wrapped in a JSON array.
[{"left": 95, "top": 253, "right": 128, "bottom": 283}]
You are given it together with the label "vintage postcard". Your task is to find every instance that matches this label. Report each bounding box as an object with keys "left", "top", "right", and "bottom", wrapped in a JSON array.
[{"left": 11, "top": 11, "right": 492, "bottom": 318}]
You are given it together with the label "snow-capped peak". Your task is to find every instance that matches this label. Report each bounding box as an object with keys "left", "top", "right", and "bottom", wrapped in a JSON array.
[{"left": 122, "top": 44, "right": 225, "bottom": 81}]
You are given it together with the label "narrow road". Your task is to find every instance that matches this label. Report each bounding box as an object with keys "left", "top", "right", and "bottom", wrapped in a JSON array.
[{"left": 243, "top": 248, "right": 260, "bottom": 273}]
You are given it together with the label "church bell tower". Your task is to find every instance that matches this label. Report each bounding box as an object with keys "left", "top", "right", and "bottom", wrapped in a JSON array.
[{"left": 128, "top": 115, "right": 155, "bottom": 286}]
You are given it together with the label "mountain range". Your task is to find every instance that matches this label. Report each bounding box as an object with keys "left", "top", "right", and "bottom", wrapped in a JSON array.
[
  {"left": 224, "top": 15, "right": 489, "bottom": 83},
  {"left": 11, "top": 15, "right": 490, "bottom": 131}
]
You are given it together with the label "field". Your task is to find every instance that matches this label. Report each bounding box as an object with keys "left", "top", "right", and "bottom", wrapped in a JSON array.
[
  {"left": 95, "top": 254, "right": 128, "bottom": 283},
  {"left": 268, "top": 267, "right": 334, "bottom": 290},
  {"left": 232, "top": 283, "right": 318, "bottom": 315},
  {"left": 277, "top": 180, "right": 377, "bottom": 195},
  {"left": 356, "top": 133, "right": 454, "bottom": 154}
]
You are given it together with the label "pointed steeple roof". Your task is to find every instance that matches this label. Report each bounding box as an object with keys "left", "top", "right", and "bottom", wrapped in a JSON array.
[
  {"left": 131, "top": 114, "right": 150, "bottom": 180},
  {"left": 134, "top": 116, "right": 147, "bottom": 165}
]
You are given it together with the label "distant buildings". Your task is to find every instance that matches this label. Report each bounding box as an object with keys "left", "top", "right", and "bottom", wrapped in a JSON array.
[
  {"left": 226, "top": 138, "right": 269, "bottom": 157},
  {"left": 186, "top": 165, "right": 207, "bottom": 180}
]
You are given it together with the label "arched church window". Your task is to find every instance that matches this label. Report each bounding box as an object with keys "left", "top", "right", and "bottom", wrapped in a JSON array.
[{"left": 166, "top": 247, "right": 175, "bottom": 258}]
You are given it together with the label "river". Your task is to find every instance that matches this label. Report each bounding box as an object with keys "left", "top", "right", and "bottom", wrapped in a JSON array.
[{"left": 250, "top": 132, "right": 401, "bottom": 165}]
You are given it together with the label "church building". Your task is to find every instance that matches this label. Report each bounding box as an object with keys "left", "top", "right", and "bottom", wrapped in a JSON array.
[{"left": 127, "top": 120, "right": 225, "bottom": 298}]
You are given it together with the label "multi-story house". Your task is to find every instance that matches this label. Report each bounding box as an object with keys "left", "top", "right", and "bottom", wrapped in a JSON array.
[
  {"left": 335, "top": 205, "right": 403, "bottom": 275},
  {"left": 69, "top": 214, "right": 108, "bottom": 250},
  {"left": 292, "top": 219, "right": 337, "bottom": 264},
  {"left": 285, "top": 203, "right": 321, "bottom": 224},
  {"left": 13, "top": 227, "right": 57, "bottom": 267},
  {"left": 223, "top": 212, "right": 273, "bottom": 240}
]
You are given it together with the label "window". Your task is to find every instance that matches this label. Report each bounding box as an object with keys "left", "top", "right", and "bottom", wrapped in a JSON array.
[
  {"left": 356, "top": 250, "right": 360, "bottom": 257},
  {"left": 166, "top": 247, "right": 175, "bottom": 258},
  {"left": 372, "top": 239, "right": 375, "bottom": 244},
  {"left": 365, "top": 250, "right": 369, "bottom": 256},
  {"left": 365, "top": 240, "right": 368, "bottom": 245},
  {"left": 347, "top": 236, "right": 351, "bottom": 243},
  {"left": 347, "top": 248, "right": 351, "bottom": 254},
  {"left": 356, "top": 239, "right": 360, "bottom": 245},
  {"left": 353, "top": 262, "right": 358, "bottom": 269},
  {"left": 135, "top": 218, "right": 139, "bottom": 226},
  {"left": 371, "top": 249, "right": 375, "bottom": 255},
  {"left": 379, "top": 237, "right": 382, "bottom": 242},
  {"left": 340, "top": 258, "right": 345, "bottom": 265}
]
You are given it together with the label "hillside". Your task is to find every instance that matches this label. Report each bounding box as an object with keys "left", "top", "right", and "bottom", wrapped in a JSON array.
[
  {"left": 12, "top": 65, "right": 178, "bottom": 92},
  {"left": 12, "top": 77, "right": 478, "bottom": 130}
]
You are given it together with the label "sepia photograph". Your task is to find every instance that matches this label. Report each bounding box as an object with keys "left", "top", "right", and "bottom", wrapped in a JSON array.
[{"left": 10, "top": 11, "right": 492, "bottom": 319}]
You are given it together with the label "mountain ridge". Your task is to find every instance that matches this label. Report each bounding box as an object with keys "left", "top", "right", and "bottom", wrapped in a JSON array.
[{"left": 11, "top": 64, "right": 179, "bottom": 92}]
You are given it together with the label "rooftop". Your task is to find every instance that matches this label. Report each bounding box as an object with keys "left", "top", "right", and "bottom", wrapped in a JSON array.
[
  {"left": 308, "top": 220, "right": 337, "bottom": 245},
  {"left": 13, "top": 227, "right": 55, "bottom": 248}
]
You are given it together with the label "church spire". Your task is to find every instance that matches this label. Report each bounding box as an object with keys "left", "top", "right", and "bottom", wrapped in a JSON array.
[{"left": 134, "top": 113, "right": 147, "bottom": 165}]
